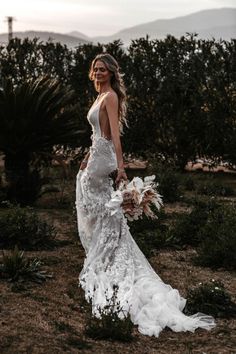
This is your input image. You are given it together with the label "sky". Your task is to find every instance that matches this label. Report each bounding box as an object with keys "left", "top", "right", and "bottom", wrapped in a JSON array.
[{"left": 0, "top": 0, "right": 235, "bottom": 37}]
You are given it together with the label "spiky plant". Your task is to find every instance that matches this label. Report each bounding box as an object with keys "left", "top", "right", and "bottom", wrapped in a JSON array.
[
  {"left": 0, "top": 245, "right": 52, "bottom": 283},
  {"left": 0, "top": 75, "right": 81, "bottom": 204}
]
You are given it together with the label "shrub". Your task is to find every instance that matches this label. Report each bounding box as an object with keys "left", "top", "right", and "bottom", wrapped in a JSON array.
[
  {"left": 182, "top": 174, "right": 196, "bottom": 191},
  {"left": 0, "top": 245, "right": 52, "bottom": 283},
  {"left": 148, "top": 161, "right": 182, "bottom": 203},
  {"left": 128, "top": 209, "right": 169, "bottom": 257},
  {"left": 1, "top": 37, "right": 235, "bottom": 168},
  {"left": 168, "top": 199, "right": 219, "bottom": 247},
  {"left": 132, "top": 229, "right": 170, "bottom": 258},
  {"left": 128, "top": 207, "right": 166, "bottom": 234},
  {"left": 85, "top": 285, "right": 133, "bottom": 342},
  {"left": 184, "top": 279, "right": 236, "bottom": 318},
  {"left": 0, "top": 204, "right": 56, "bottom": 250},
  {"left": 195, "top": 204, "right": 236, "bottom": 269},
  {"left": 158, "top": 168, "right": 182, "bottom": 203},
  {"left": 197, "top": 180, "right": 235, "bottom": 197}
]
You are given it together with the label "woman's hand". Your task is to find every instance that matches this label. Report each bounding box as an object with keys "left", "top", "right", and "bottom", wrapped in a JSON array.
[
  {"left": 79, "top": 160, "right": 88, "bottom": 170},
  {"left": 115, "top": 169, "right": 128, "bottom": 186}
]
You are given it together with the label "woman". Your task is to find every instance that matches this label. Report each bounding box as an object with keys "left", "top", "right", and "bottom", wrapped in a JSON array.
[{"left": 75, "top": 53, "right": 216, "bottom": 337}]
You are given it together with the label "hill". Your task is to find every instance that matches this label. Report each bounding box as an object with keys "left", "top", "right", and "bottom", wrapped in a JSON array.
[
  {"left": 0, "top": 30, "right": 90, "bottom": 48},
  {"left": 92, "top": 8, "right": 236, "bottom": 45}
]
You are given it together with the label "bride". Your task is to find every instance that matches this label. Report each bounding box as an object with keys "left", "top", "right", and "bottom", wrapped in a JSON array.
[{"left": 75, "top": 53, "right": 216, "bottom": 337}]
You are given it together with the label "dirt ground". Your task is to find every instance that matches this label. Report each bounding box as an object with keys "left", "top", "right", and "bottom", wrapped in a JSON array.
[{"left": 1, "top": 200, "right": 236, "bottom": 354}]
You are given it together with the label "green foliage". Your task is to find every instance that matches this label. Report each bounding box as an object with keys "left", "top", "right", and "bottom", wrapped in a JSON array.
[
  {"left": 149, "top": 160, "right": 182, "bottom": 202},
  {"left": 128, "top": 207, "right": 166, "bottom": 234},
  {"left": 0, "top": 37, "right": 73, "bottom": 85},
  {"left": 123, "top": 35, "right": 236, "bottom": 169},
  {"left": 0, "top": 204, "right": 56, "bottom": 250},
  {"left": 131, "top": 229, "right": 170, "bottom": 258},
  {"left": 0, "top": 75, "right": 79, "bottom": 154},
  {"left": 158, "top": 169, "right": 182, "bottom": 203},
  {"left": 128, "top": 209, "right": 169, "bottom": 257},
  {"left": 0, "top": 75, "right": 81, "bottom": 204},
  {"left": 197, "top": 180, "right": 235, "bottom": 197},
  {"left": 195, "top": 204, "right": 236, "bottom": 269},
  {"left": 184, "top": 280, "right": 236, "bottom": 318},
  {"left": 182, "top": 174, "right": 196, "bottom": 191},
  {"left": 0, "top": 245, "right": 52, "bottom": 283},
  {"left": 0, "top": 36, "right": 235, "bottom": 168},
  {"left": 85, "top": 285, "right": 133, "bottom": 342},
  {"left": 168, "top": 199, "right": 219, "bottom": 247}
]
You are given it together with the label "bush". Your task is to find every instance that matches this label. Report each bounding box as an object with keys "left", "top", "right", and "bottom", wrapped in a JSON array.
[
  {"left": 128, "top": 209, "right": 169, "bottom": 257},
  {"left": 195, "top": 204, "right": 236, "bottom": 269},
  {"left": 148, "top": 161, "right": 182, "bottom": 203},
  {"left": 128, "top": 208, "right": 166, "bottom": 234},
  {"left": 197, "top": 179, "right": 235, "bottom": 197},
  {"left": 0, "top": 204, "right": 56, "bottom": 250},
  {"left": 168, "top": 199, "right": 219, "bottom": 247},
  {"left": 182, "top": 174, "right": 196, "bottom": 191},
  {"left": 184, "top": 279, "right": 236, "bottom": 318},
  {"left": 85, "top": 285, "right": 133, "bottom": 342},
  {"left": 132, "top": 229, "right": 170, "bottom": 258},
  {"left": 158, "top": 169, "right": 182, "bottom": 203},
  {"left": 1, "top": 36, "right": 235, "bottom": 167},
  {"left": 0, "top": 245, "right": 52, "bottom": 283}
]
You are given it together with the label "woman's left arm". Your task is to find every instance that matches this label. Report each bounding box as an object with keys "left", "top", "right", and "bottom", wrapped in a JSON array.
[{"left": 105, "top": 93, "right": 127, "bottom": 184}]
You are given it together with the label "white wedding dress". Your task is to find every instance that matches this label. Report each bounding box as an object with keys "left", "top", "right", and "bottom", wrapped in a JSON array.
[{"left": 75, "top": 95, "right": 216, "bottom": 337}]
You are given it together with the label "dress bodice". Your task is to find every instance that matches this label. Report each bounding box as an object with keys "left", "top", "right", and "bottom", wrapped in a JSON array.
[
  {"left": 85, "top": 94, "right": 117, "bottom": 178},
  {"left": 87, "top": 101, "right": 102, "bottom": 140},
  {"left": 87, "top": 94, "right": 109, "bottom": 140}
]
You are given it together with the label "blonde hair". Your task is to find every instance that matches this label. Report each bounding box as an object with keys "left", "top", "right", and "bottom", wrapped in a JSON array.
[{"left": 89, "top": 53, "right": 128, "bottom": 131}]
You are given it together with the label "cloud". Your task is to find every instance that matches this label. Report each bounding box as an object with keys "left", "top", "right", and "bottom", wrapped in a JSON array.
[
  {"left": 211, "top": 0, "right": 236, "bottom": 5},
  {"left": 1, "top": 0, "right": 235, "bottom": 36}
]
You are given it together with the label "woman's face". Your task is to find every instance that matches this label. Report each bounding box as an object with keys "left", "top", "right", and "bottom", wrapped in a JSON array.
[{"left": 93, "top": 60, "right": 112, "bottom": 84}]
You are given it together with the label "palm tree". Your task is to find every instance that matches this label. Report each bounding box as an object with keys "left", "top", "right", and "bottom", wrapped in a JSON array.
[{"left": 0, "top": 75, "right": 81, "bottom": 205}]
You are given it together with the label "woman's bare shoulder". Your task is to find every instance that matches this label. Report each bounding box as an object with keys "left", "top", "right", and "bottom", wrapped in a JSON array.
[{"left": 105, "top": 90, "right": 118, "bottom": 104}]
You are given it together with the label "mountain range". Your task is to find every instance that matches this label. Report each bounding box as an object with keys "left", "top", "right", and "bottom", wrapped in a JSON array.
[
  {"left": 90, "top": 8, "right": 236, "bottom": 45},
  {"left": 0, "top": 8, "right": 235, "bottom": 48},
  {"left": 0, "top": 30, "right": 88, "bottom": 48}
]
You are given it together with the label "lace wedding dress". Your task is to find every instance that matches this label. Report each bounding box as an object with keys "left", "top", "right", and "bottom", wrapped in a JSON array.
[{"left": 75, "top": 95, "right": 216, "bottom": 337}]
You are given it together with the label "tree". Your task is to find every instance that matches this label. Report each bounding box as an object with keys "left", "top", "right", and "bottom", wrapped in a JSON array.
[{"left": 0, "top": 75, "right": 81, "bottom": 205}]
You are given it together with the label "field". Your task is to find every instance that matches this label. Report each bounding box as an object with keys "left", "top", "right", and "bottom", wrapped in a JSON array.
[{"left": 0, "top": 167, "right": 236, "bottom": 354}]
